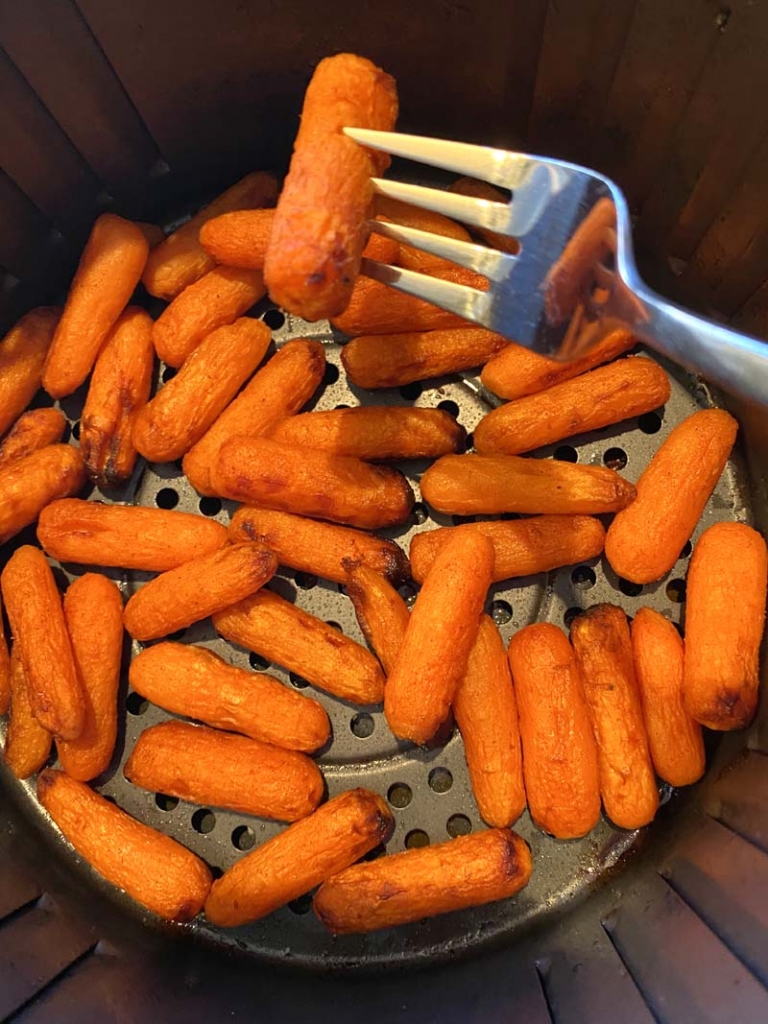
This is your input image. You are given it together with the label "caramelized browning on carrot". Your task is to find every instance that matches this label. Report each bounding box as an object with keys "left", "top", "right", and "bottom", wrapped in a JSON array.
[
  {"left": 0, "top": 444, "right": 86, "bottom": 546},
  {"left": 4, "top": 647, "right": 52, "bottom": 779},
  {"left": 0, "top": 408, "right": 67, "bottom": 470},
  {"left": 345, "top": 562, "right": 410, "bottom": 675},
  {"left": 0, "top": 308, "right": 60, "bottom": 437},
  {"left": 264, "top": 54, "right": 398, "bottom": 321}
]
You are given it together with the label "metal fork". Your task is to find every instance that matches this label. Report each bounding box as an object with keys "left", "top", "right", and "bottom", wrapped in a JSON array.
[{"left": 345, "top": 128, "right": 768, "bottom": 407}]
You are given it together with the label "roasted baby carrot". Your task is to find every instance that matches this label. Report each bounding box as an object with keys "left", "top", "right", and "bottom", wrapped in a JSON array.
[
  {"left": 183, "top": 338, "right": 325, "bottom": 495},
  {"left": 143, "top": 172, "right": 279, "bottom": 299},
  {"left": 79, "top": 306, "right": 155, "bottom": 488},
  {"left": 37, "top": 499, "right": 228, "bottom": 572},
  {"left": 134, "top": 317, "right": 270, "bottom": 462},
  {"left": 314, "top": 827, "right": 531, "bottom": 934},
  {"left": 57, "top": 573, "right": 123, "bottom": 781},
  {"left": 631, "top": 608, "right": 704, "bottom": 786},
  {"left": 0, "top": 592, "right": 10, "bottom": 715},
  {"left": 481, "top": 329, "right": 635, "bottom": 400},
  {"left": 508, "top": 623, "right": 601, "bottom": 838},
  {"left": 384, "top": 531, "right": 494, "bottom": 744},
  {"left": 684, "top": 521, "right": 767, "bottom": 730},
  {"left": 0, "top": 445, "right": 86, "bottom": 546},
  {"left": 271, "top": 406, "right": 466, "bottom": 460},
  {"left": 124, "top": 720, "right": 323, "bottom": 822},
  {"left": 43, "top": 215, "right": 149, "bottom": 398},
  {"left": 38, "top": 769, "right": 212, "bottom": 921},
  {"left": 264, "top": 54, "right": 398, "bottom": 321},
  {"left": 199, "top": 207, "right": 275, "bottom": 269},
  {"left": 0, "top": 546, "right": 84, "bottom": 741},
  {"left": 474, "top": 357, "right": 671, "bottom": 455},
  {"left": 570, "top": 604, "right": 659, "bottom": 829},
  {"left": 605, "top": 409, "right": 738, "bottom": 584},
  {"left": 410, "top": 515, "right": 605, "bottom": 583},
  {"left": 152, "top": 266, "right": 266, "bottom": 368},
  {"left": 449, "top": 177, "right": 520, "bottom": 255},
  {"left": 0, "top": 408, "right": 67, "bottom": 469},
  {"left": 345, "top": 563, "right": 410, "bottom": 675},
  {"left": 420, "top": 452, "right": 635, "bottom": 516},
  {"left": 454, "top": 615, "right": 526, "bottom": 828},
  {"left": 129, "top": 642, "right": 330, "bottom": 753},
  {"left": 212, "top": 436, "right": 414, "bottom": 530},
  {"left": 205, "top": 788, "right": 393, "bottom": 926},
  {"left": 4, "top": 647, "right": 52, "bottom": 779},
  {"left": 0, "top": 308, "right": 60, "bottom": 437},
  {"left": 123, "top": 542, "right": 277, "bottom": 641},
  {"left": 214, "top": 589, "right": 385, "bottom": 705},
  {"left": 341, "top": 326, "right": 508, "bottom": 389},
  {"left": 229, "top": 507, "right": 410, "bottom": 585}
]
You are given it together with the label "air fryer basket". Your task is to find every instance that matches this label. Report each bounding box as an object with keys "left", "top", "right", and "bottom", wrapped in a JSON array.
[{"left": 2, "top": 2, "right": 768, "bottom": 1021}]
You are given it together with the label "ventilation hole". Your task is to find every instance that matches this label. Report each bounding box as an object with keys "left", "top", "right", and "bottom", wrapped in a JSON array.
[
  {"left": 428, "top": 767, "right": 453, "bottom": 793},
  {"left": 262, "top": 308, "right": 286, "bottom": 330},
  {"left": 249, "top": 652, "right": 269, "bottom": 671},
  {"left": 553, "top": 445, "right": 578, "bottom": 463},
  {"left": 288, "top": 892, "right": 313, "bottom": 915},
  {"left": 155, "top": 487, "right": 179, "bottom": 510},
  {"left": 489, "top": 599, "right": 512, "bottom": 625},
  {"left": 295, "top": 571, "right": 318, "bottom": 590},
  {"left": 199, "top": 496, "right": 222, "bottom": 517},
  {"left": 162, "top": 365, "right": 177, "bottom": 383},
  {"left": 466, "top": 432, "right": 474, "bottom": 450},
  {"left": 325, "top": 620, "right": 343, "bottom": 633},
  {"left": 398, "top": 583, "right": 417, "bottom": 609},
  {"left": 638, "top": 411, "right": 662, "bottom": 434},
  {"left": 666, "top": 578, "right": 686, "bottom": 604},
  {"left": 564, "top": 607, "right": 582, "bottom": 629},
  {"left": 446, "top": 814, "right": 472, "bottom": 838},
  {"left": 603, "top": 447, "right": 628, "bottom": 470},
  {"left": 335, "top": 403, "right": 350, "bottom": 410},
  {"left": 231, "top": 825, "right": 255, "bottom": 851},
  {"left": 412, "top": 502, "right": 429, "bottom": 525},
  {"left": 323, "top": 362, "right": 340, "bottom": 386},
  {"left": 362, "top": 843, "right": 386, "bottom": 862},
  {"left": 191, "top": 808, "right": 216, "bottom": 834},
  {"left": 71, "top": 420, "right": 81, "bottom": 441},
  {"left": 437, "top": 399, "right": 459, "bottom": 418},
  {"left": 679, "top": 540, "right": 692, "bottom": 559},
  {"left": 388, "top": 782, "right": 412, "bottom": 808},
  {"left": 350, "top": 712, "right": 374, "bottom": 738},
  {"left": 155, "top": 793, "right": 178, "bottom": 811},
  {"left": 289, "top": 671, "right": 309, "bottom": 689},
  {"left": 618, "top": 578, "right": 643, "bottom": 597},
  {"left": 167, "top": 628, "right": 186, "bottom": 642},
  {"left": 572, "top": 565, "right": 597, "bottom": 590},
  {"left": 399, "top": 382, "right": 422, "bottom": 401},
  {"left": 126, "top": 692, "right": 148, "bottom": 716},
  {"left": 452, "top": 514, "right": 476, "bottom": 526},
  {"left": 405, "top": 829, "right": 430, "bottom": 849}
]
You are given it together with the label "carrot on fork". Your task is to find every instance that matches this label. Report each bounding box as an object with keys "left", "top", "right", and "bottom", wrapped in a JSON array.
[
  {"left": 0, "top": 408, "right": 67, "bottom": 470},
  {"left": 0, "top": 308, "right": 60, "bottom": 437}
]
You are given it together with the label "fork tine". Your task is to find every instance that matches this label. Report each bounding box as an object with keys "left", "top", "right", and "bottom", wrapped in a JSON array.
[
  {"left": 372, "top": 178, "right": 514, "bottom": 236},
  {"left": 368, "top": 221, "right": 515, "bottom": 281},
  {"left": 360, "top": 259, "right": 489, "bottom": 326}
]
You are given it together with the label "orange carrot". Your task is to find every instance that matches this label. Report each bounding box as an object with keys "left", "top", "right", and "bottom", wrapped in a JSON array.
[
  {"left": 374, "top": 195, "right": 472, "bottom": 274},
  {"left": 4, "top": 646, "right": 52, "bottom": 779},
  {"left": 199, "top": 208, "right": 275, "bottom": 269},
  {"left": 345, "top": 562, "right": 410, "bottom": 675},
  {"left": 0, "top": 591, "right": 9, "bottom": 715},
  {"left": 0, "top": 308, "right": 60, "bottom": 437},
  {"left": 0, "top": 408, "right": 67, "bottom": 470},
  {"left": 0, "top": 445, "right": 86, "bottom": 546}
]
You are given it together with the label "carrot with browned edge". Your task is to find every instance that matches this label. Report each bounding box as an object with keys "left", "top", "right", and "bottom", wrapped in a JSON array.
[
  {"left": 1, "top": 546, "right": 84, "bottom": 741},
  {"left": 4, "top": 647, "right": 52, "bottom": 779},
  {"left": 384, "top": 531, "right": 494, "bottom": 744},
  {"left": 684, "top": 522, "right": 767, "bottom": 731},
  {"left": 0, "top": 592, "right": 10, "bottom": 715},
  {"left": 129, "top": 643, "right": 330, "bottom": 753},
  {"left": 474, "top": 357, "right": 671, "bottom": 456},
  {"left": 264, "top": 54, "right": 398, "bottom": 321},
  {"left": 57, "top": 573, "right": 124, "bottom": 781},
  {"left": 314, "top": 828, "right": 531, "bottom": 934},
  {"left": 135, "top": 317, "right": 270, "bottom": 463},
  {"left": 410, "top": 515, "right": 605, "bottom": 583},
  {"left": 205, "top": 788, "right": 394, "bottom": 926},
  {"left": 421, "top": 453, "right": 635, "bottom": 516},
  {"left": 454, "top": 615, "right": 526, "bottom": 828},
  {"left": 570, "top": 604, "right": 659, "bottom": 830},
  {"left": 0, "top": 408, "right": 67, "bottom": 470},
  {"left": 214, "top": 590, "right": 385, "bottom": 706},
  {"left": 80, "top": 307, "right": 155, "bottom": 488},
  {"left": 229, "top": 507, "right": 410, "bottom": 586},
  {"left": 341, "top": 326, "right": 508, "bottom": 389},
  {"left": 212, "top": 436, "right": 414, "bottom": 530},
  {"left": 606, "top": 409, "right": 738, "bottom": 584},
  {"left": 0, "top": 308, "right": 59, "bottom": 437},
  {"left": 144, "top": 172, "right": 278, "bottom": 299},
  {"left": 508, "top": 623, "right": 600, "bottom": 839},
  {"left": 125, "top": 721, "right": 323, "bottom": 822},
  {"left": 38, "top": 499, "right": 228, "bottom": 572},
  {"left": 631, "top": 608, "right": 704, "bottom": 786},
  {"left": 43, "top": 215, "right": 149, "bottom": 398},
  {"left": 183, "top": 339, "right": 326, "bottom": 496},
  {"left": 345, "top": 562, "right": 410, "bottom": 675},
  {"left": 38, "top": 770, "right": 212, "bottom": 922},
  {"left": 123, "top": 542, "right": 278, "bottom": 641},
  {"left": 0, "top": 445, "right": 86, "bottom": 545}
]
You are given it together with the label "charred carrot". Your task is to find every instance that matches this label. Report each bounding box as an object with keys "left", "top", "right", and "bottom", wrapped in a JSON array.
[
  {"left": 0, "top": 445, "right": 86, "bottom": 545},
  {"left": 0, "top": 308, "right": 60, "bottom": 437},
  {"left": 345, "top": 562, "right": 410, "bottom": 675},
  {"left": 0, "top": 408, "right": 67, "bottom": 470},
  {"left": 4, "top": 647, "right": 52, "bottom": 779}
]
